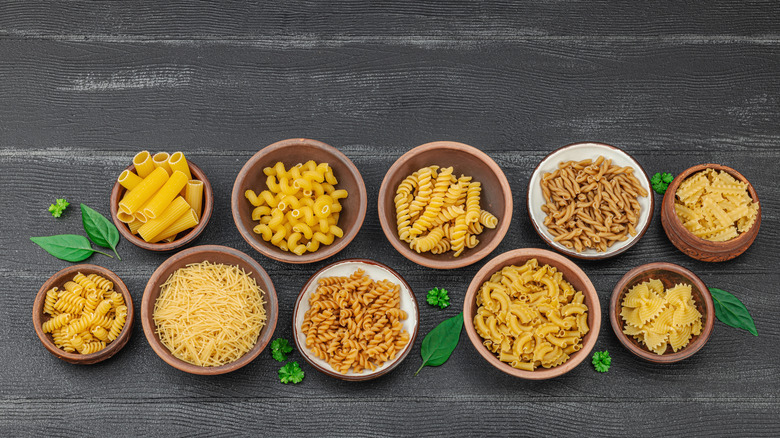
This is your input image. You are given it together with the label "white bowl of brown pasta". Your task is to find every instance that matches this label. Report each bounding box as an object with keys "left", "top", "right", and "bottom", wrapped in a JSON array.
[
  {"left": 292, "top": 259, "right": 419, "bottom": 381},
  {"left": 527, "top": 142, "right": 654, "bottom": 260}
]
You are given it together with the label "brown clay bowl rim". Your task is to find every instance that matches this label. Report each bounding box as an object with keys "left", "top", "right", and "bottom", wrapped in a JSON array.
[
  {"left": 377, "top": 141, "right": 513, "bottom": 269},
  {"left": 110, "top": 161, "right": 214, "bottom": 252},
  {"left": 609, "top": 262, "right": 715, "bottom": 363},
  {"left": 141, "top": 245, "right": 279, "bottom": 375},
  {"left": 33, "top": 264, "right": 135, "bottom": 364},
  {"left": 463, "top": 248, "right": 601, "bottom": 379},
  {"left": 292, "top": 258, "right": 419, "bottom": 381},
  {"left": 661, "top": 163, "right": 761, "bottom": 252},
  {"left": 231, "top": 138, "right": 368, "bottom": 264},
  {"left": 526, "top": 142, "right": 655, "bottom": 260}
]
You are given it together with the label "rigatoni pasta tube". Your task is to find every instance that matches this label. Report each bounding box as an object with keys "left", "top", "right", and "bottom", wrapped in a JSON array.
[
  {"left": 137, "top": 196, "right": 190, "bottom": 242},
  {"left": 168, "top": 152, "right": 192, "bottom": 180},
  {"left": 142, "top": 170, "right": 189, "bottom": 220},
  {"left": 152, "top": 152, "right": 172, "bottom": 175},
  {"left": 184, "top": 180, "right": 204, "bottom": 220},
  {"left": 128, "top": 219, "right": 143, "bottom": 234},
  {"left": 149, "top": 209, "right": 199, "bottom": 243},
  {"left": 133, "top": 151, "right": 156, "bottom": 178},
  {"left": 119, "top": 167, "right": 169, "bottom": 214},
  {"left": 118, "top": 170, "right": 143, "bottom": 191},
  {"left": 116, "top": 211, "right": 136, "bottom": 223}
]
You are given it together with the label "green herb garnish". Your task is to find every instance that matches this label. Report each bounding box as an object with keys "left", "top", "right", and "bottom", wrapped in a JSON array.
[
  {"left": 650, "top": 172, "right": 674, "bottom": 194},
  {"left": 81, "top": 204, "right": 121, "bottom": 260},
  {"left": 30, "top": 235, "right": 113, "bottom": 262},
  {"left": 709, "top": 287, "right": 758, "bottom": 336},
  {"left": 48, "top": 198, "right": 70, "bottom": 218},
  {"left": 592, "top": 350, "right": 611, "bottom": 373},
  {"left": 426, "top": 287, "right": 450, "bottom": 309},
  {"left": 415, "top": 312, "right": 463, "bottom": 376},
  {"left": 271, "top": 338, "right": 294, "bottom": 362},
  {"left": 279, "top": 361, "right": 305, "bottom": 384}
]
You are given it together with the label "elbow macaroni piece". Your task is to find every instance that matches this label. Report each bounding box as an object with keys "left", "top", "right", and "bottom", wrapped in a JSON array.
[{"left": 245, "top": 161, "right": 348, "bottom": 255}]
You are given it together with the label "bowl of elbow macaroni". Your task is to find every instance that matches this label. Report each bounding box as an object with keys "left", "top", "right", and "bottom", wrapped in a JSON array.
[
  {"left": 463, "top": 248, "right": 601, "bottom": 379},
  {"left": 231, "top": 138, "right": 368, "bottom": 264}
]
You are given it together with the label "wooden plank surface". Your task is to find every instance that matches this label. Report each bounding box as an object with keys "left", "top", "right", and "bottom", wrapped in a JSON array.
[{"left": 1, "top": 2, "right": 779, "bottom": 436}]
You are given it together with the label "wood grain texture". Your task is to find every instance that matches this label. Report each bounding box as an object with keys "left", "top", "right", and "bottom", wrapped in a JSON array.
[{"left": 1, "top": 1, "right": 779, "bottom": 436}]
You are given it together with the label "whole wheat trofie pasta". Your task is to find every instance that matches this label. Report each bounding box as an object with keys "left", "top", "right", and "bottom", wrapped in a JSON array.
[
  {"left": 301, "top": 269, "right": 410, "bottom": 374},
  {"left": 539, "top": 156, "right": 648, "bottom": 253}
]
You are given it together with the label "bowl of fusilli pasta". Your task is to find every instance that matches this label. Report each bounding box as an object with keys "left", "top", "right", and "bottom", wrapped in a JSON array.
[
  {"left": 232, "top": 138, "right": 367, "bottom": 264},
  {"left": 33, "top": 264, "right": 134, "bottom": 364},
  {"left": 378, "top": 141, "right": 513, "bottom": 269}
]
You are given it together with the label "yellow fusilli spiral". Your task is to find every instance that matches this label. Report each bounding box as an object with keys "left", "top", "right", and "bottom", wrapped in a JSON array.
[
  {"left": 43, "top": 288, "right": 58, "bottom": 316},
  {"left": 42, "top": 314, "right": 71, "bottom": 333}
]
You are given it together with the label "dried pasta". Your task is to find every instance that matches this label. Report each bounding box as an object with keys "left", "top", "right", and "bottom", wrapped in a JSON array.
[
  {"left": 539, "top": 156, "right": 648, "bottom": 253},
  {"left": 40, "top": 273, "right": 128, "bottom": 355},
  {"left": 621, "top": 279, "right": 702, "bottom": 355},
  {"left": 473, "top": 259, "right": 589, "bottom": 371},
  {"left": 153, "top": 261, "right": 267, "bottom": 367},
  {"left": 674, "top": 168, "right": 759, "bottom": 241},
  {"left": 394, "top": 165, "right": 498, "bottom": 257},
  {"left": 301, "top": 269, "right": 410, "bottom": 374},
  {"left": 245, "top": 160, "right": 348, "bottom": 255}
]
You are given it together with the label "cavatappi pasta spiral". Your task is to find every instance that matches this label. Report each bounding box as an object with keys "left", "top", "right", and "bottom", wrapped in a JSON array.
[
  {"left": 40, "top": 273, "right": 129, "bottom": 355},
  {"left": 474, "top": 259, "right": 589, "bottom": 371},
  {"left": 302, "top": 269, "right": 410, "bottom": 374},
  {"left": 395, "top": 165, "right": 498, "bottom": 257}
]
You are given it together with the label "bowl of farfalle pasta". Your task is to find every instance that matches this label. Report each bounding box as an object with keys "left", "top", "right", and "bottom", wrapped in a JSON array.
[
  {"left": 232, "top": 138, "right": 367, "bottom": 264},
  {"left": 378, "top": 141, "right": 513, "bottom": 269}
]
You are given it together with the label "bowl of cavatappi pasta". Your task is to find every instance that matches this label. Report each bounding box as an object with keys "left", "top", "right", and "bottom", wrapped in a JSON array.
[
  {"left": 463, "top": 248, "right": 601, "bottom": 379},
  {"left": 377, "top": 141, "right": 513, "bottom": 269},
  {"left": 610, "top": 262, "right": 714, "bottom": 363},
  {"left": 527, "top": 142, "right": 654, "bottom": 260},
  {"left": 110, "top": 151, "right": 214, "bottom": 252},
  {"left": 231, "top": 138, "right": 367, "bottom": 264},
  {"left": 661, "top": 163, "right": 761, "bottom": 262},
  {"left": 292, "top": 258, "right": 419, "bottom": 381},
  {"left": 33, "top": 264, "right": 134, "bottom": 364},
  {"left": 141, "top": 245, "right": 278, "bottom": 375}
]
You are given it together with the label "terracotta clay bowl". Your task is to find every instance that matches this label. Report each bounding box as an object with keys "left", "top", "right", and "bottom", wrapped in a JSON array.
[
  {"left": 231, "top": 138, "right": 367, "bottom": 264},
  {"left": 527, "top": 142, "right": 654, "bottom": 260},
  {"left": 110, "top": 161, "right": 214, "bottom": 252},
  {"left": 33, "top": 264, "right": 134, "bottom": 364},
  {"left": 141, "top": 245, "right": 278, "bottom": 375},
  {"left": 661, "top": 164, "right": 761, "bottom": 262},
  {"left": 464, "top": 248, "right": 601, "bottom": 379},
  {"left": 292, "top": 259, "right": 419, "bottom": 381},
  {"left": 610, "top": 262, "right": 714, "bottom": 363},
  {"left": 378, "top": 141, "right": 513, "bottom": 269}
]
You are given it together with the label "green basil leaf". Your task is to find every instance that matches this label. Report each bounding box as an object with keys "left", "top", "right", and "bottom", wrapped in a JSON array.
[
  {"left": 81, "top": 203, "right": 121, "bottom": 260},
  {"left": 709, "top": 288, "right": 757, "bottom": 336},
  {"left": 414, "top": 312, "right": 463, "bottom": 376},
  {"left": 30, "top": 235, "right": 104, "bottom": 262}
]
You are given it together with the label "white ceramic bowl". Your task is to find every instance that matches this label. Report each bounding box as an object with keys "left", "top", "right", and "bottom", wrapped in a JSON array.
[
  {"left": 527, "top": 142, "right": 654, "bottom": 260},
  {"left": 292, "top": 259, "right": 419, "bottom": 381}
]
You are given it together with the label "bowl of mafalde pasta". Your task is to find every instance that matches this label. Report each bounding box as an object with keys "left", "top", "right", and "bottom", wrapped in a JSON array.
[
  {"left": 292, "top": 259, "right": 419, "bottom": 381},
  {"left": 464, "top": 248, "right": 601, "bottom": 379},
  {"left": 232, "top": 138, "right": 367, "bottom": 264}
]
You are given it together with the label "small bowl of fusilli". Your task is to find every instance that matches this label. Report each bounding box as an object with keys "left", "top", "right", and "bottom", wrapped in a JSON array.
[
  {"left": 292, "top": 258, "right": 419, "bottom": 381},
  {"left": 378, "top": 141, "right": 513, "bottom": 269},
  {"left": 231, "top": 138, "right": 368, "bottom": 264},
  {"left": 33, "top": 264, "right": 134, "bottom": 364}
]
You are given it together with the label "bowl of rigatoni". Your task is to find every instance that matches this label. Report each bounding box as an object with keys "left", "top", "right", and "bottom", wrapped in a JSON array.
[{"left": 110, "top": 151, "right": 214, "bottom": 252}]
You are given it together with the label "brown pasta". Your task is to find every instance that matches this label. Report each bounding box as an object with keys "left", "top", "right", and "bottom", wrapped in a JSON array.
[
  {"left": 301, "top": 269, "right": 410, "bottom": 374},
  {"left": 539, "top": 156, "right": 648, "bottom": 253}
]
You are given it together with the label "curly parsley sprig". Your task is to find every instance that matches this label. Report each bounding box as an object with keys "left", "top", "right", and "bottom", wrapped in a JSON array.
[
  {"left": 592, "top": 350, "right": 611, "bottom": 373},
  {"left": 48, "top": 198, "right": 70, "bottom": 218},
  {"left": 426, "top": 287, "right": 450, "bottom": 309},
  {"left": 650, "top": 172, "right": 674, "bottom": 194},
  {"left": 279, "top": 361, "right": 305, "bottom": 384}
]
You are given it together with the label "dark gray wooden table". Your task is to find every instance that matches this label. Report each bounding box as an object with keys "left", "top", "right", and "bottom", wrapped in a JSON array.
[{"left": 2, "top": 2, "right": 779, "bottom": 436}]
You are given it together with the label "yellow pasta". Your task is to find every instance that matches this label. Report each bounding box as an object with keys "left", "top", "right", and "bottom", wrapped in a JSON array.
[
  {"left": 395, "top": 165, "right": 498, "bottom": 257},
  {"left": 245, "top": 161, "right": 348, "bottom": 255},
  {"left": 301, "top": 269, "right": 410, "bottom": 374},
  {"left": 117, "top": 169, "right": 143, "bottom": 191},
  {"left": 621, "top": 280, "right": 702, "bottom": 355},
  {"left": 184, "top": 180, "right": 204, "bottom": 220},
  {"left": 167, "top": 151, "right": 192, "bottom": 180},
  {"left": 148, "top": 209, "right": 199, "bottom": 243},
  {"left": 137, "top": 196, "right": 190, "bottom": 242},
  {"left": 152, "top": 152, "right": 172, "bottom": 174},
  {"left": 674, "top": 168, "right": 759, "bottom": 241},
  {"left": 40, "top": 273, "right": 128, "bottom": 354},
  {"left": 132, "top": 150, "right": 156, "bottom": 178},
  {"left": 142, "top": 170, "right": 189, "bottom": 220},
  {"left": 118, "top": 167, "right": 169, "bottom": 215},
  {"left": 473, "top": 259, "right": 589, "bottom": 371}
]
